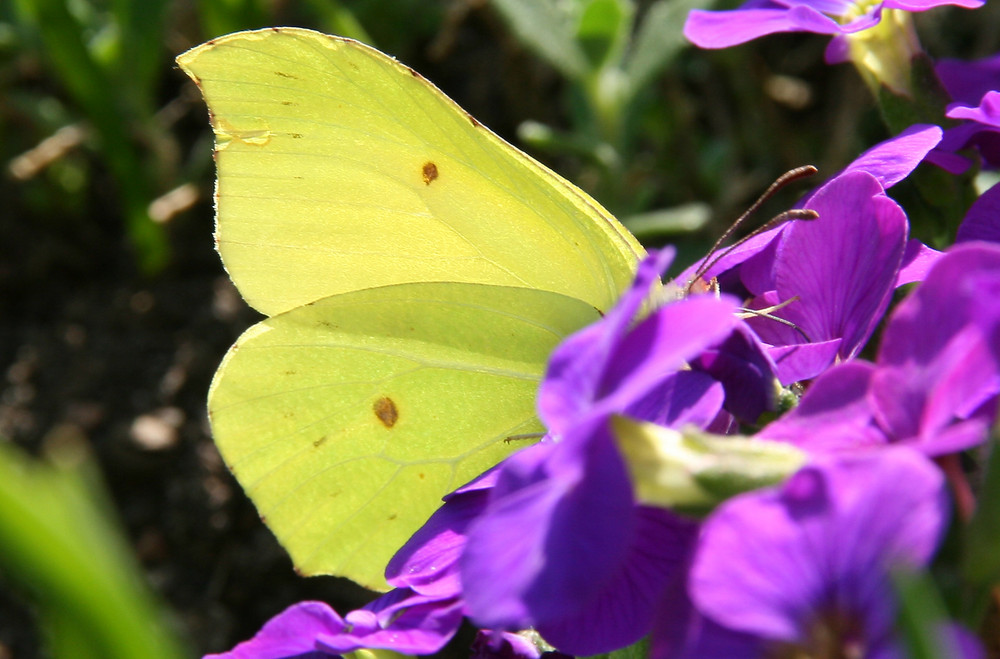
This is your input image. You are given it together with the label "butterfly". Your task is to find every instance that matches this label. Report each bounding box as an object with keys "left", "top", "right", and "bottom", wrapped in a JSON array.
[{"left": 177, "top": 27, "right": 643, "bottom": 590}]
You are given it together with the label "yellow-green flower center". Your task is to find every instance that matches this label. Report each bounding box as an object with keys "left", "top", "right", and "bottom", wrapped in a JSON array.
[
  {"left": 845, "top": 8, "right": 921, "bottom": 95},
  {"left": 841, "top": 0, "right": 884, "bottom": 23}
]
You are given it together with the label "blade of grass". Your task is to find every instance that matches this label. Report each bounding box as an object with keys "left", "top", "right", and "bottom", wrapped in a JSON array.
[{"left": 0, "top": 439, "right": 188, "bottom": 659}]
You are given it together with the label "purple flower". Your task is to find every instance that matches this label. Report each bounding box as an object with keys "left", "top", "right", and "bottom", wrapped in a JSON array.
[
  {"left": 678, "top": 124, "right": 938, "bottom": 288},
  {"left": 538, "top": 248, "right": 738, "bottom": 436},
  {"left": 933, "top": 53, "right": 1000, "bottom": 169},
  {"left": 679, "top": 449, "right": 963, "bottom": 658},
  {"left": 470, "top": 630, "right": 552, "bottom": 659},
  {"left": 461, "top": 250, "right": 745, "bottom": 655},
  {"left": 204, "top": 590, "right": 464, "bottom": 659},
  {"left": 689, "top": 324, "right": 779, "bottom": 424},
  {"left": 868, "top": 241, "right": 1000, "bottom": 453},
  {"left": 957, "top": 183, "right": 1000, "bottom": 244},
  {"left": 937, "top": 53, "right": 1000, "bottom": 107},
  {"left": 943, "top": 90, "right": 1000, "bottom": 168},
  {"left": 683, "top": 0, "right": 984, "bottom": 51},
  {"left": 678, "top": 126, "right": 941, "bottom": 385},
  {"left": 745, "top": 170, "right": 907, "bottom": 383},
  {"left": 207, "top": 470, "right": 498, "bottom": 659},
  {"left": 462, "top": 419, "right": 700, "bottom": 655},
  {"left": 684, "top": 0, "right": 981, "bottom": 92},
  {"left": 760, "top": 241, "right": 1000, "bottom": 456}
]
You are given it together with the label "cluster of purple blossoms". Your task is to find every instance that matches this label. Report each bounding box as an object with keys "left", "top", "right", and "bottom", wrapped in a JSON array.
[{"left": 211, "top": 4, "right": 1000, "bottom": 659}]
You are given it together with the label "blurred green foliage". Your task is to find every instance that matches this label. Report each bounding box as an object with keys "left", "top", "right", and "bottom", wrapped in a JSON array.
[
  {"left": 10, "top": 0, "right": 174, "bottom": 273},
  {"left": 490, "top": 0, "right": 718, "bottom": 237},
  {"left": 0, "top": 436, "right": 187, "bottom": 659}
]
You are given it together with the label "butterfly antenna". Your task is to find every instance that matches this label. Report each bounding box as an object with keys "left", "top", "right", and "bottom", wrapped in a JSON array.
[
  {"left": 695, "top": 207, "right": 820, "bottom": 285},
  {"left": 689, "top": 165, "right": 818, "bottom": 288},
  {"left": 737, "top": 296, "right": 814, "bottom": 343}
]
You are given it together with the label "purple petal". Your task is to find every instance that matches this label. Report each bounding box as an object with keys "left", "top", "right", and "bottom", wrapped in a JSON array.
[
  {"left": 824, "top": 33, "right": 850, "bottom": 63},
  {"left": 204, "top": 601, "right": 345, "bottom": 659},
  {"left": 771, "top": 171, "right": 907, "bottom": 358},
  {"left": 937, "top": 121, "right": 988, "bottom": 154},
  {"left": 897, "top": 414, "right": 993, "bottom": 455},
  {"left": 535, "top": 322, "right": 609, "bottom": 436},
  {"left": 690, "top": 323, "right": 778, "bottom": 423},
  {"left": 760, "top": 360, "right": 888, "bottom": 452},
  {"left": 624, "top": 370, "right": 725, "bottom": 429},
  {"left": 675, "top": 223, "right": 786, "bottom": 293},
  {"left": 924, "top": 147, "right": 973, "bottom": 174},
  {"left": 595, "top": 294, "right": 739, "bottom": 415},
  {"left": 738, "top": 233, "right": 783, "bottom": 295},
  {"left": 684, "top": 6, "right": 844, "bottom": 49},
  {"left": 538, "top": 249, "right": 675, "bottom": 435},
  {"left": 870, "top": 243, "right": 1000, "bottom": 448},
  {"left": 937, "top": 53, "right": 1000, "bottom": 106},
  {"left": 947, "top": 90, "right": 1000, "bottom": 128},
  {"left": 766, "top": 337, "right": 843, "bottom": 384},
  {"left": 462, "top": 421, "right": 635, "bottom": 630},
  {"left": 690, "top": 449, "right": 948, "bottom": 646},
  {"left": 942, "top": 92, "right": 1000, "bottom": 167},
  {"left": 895, "top": 239, "right": 943, "bottom": 286},
  {"left": 385, "top": 483, "right": 490, "bottom": 597},
  {"left": 536, "top": 508, "right": 699, "bottom": 655},
  {"left": 957, "top": 183, "right": 1000, "bottom": 244},
  {"left": 316, "top": 589, "right": 464, "bottom": 655},
  {"left": 539, "top": 276, "right": 738, "bottom": 438},
  {"left": 841, "top": 124, "right": 942, "bottom": 189}
]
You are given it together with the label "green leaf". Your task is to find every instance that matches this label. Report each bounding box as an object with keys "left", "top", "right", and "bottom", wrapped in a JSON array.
[
  {"left": 0, "top": 440, "right": 187, "bottom": 659},
  {"left": 625, "top": 0, "right": 716, "bottom": 93},
  {"left": 110, "top": 0, "right": 170, "bottom": 114},
  {"left": 490, "top": 0, "right": 589, "bottom": 80},
  {"left": 623, "top": 202, "right": 711, "bottom": 240},
  {"left": 585, "top": 635, "right": 649, "bottom": 659},
  {"left": 576, "top": 0, "right": 632, "bottom": 70},
  {"left": 13, "top": 0, "right": 169, "bottom": 272},
  {"left": 892, "top": 567, "right": 961, "bottom": 659},
  {"left": 960, "top": 417, "right": 1000, "bottom": 626}
]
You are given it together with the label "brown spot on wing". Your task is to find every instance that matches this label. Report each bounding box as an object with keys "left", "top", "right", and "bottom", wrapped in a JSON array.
[
  {"left": 373, "top": 396, "right": 399, "bottom": 428},
  {"left": 274, "top": 71, "right": 298, "bottom": 79},
  {"left": 422, "top": 162, "right": 439, "bottom": 185}
]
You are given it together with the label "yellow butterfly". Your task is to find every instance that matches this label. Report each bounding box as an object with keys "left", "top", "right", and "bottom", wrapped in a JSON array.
[{"left": 178, "top": 27, "right": 643, "bottom": 590}]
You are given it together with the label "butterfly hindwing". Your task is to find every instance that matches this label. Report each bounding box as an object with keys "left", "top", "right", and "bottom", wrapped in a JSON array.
[{"left": 208, "top": 282, "right": 601, "bottom": 588}]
